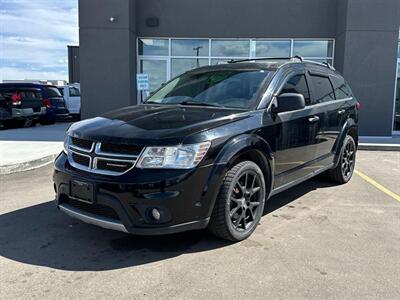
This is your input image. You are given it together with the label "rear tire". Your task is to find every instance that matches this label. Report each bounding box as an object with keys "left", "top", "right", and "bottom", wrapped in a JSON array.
[
  {"left": 208, "top": 161, "right": 266, "bottom": 241},
  {"left": 327, "top": 135, "right": 356, "bottom": 184}
]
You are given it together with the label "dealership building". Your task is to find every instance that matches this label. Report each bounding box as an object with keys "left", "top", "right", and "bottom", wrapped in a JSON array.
[{"left": 77, "top": 0, "right": 400, "bottom": 137}]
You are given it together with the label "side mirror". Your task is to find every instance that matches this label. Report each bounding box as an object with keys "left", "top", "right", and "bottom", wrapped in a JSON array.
[{"left": 271, "top": 93, "right": 305, "bottom": 114}]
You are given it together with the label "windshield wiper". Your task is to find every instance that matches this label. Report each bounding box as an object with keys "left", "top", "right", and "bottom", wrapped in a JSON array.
[
  {"left": 178, "top": 101, "right": 222, "bottom": 107},
  {"left": 144, "top": 100, "right": 162, "bottom": 105}
]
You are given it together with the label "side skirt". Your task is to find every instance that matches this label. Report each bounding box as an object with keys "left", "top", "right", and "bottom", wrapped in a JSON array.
[{"left": 269, "top": 163, "right": 334, "bottom": 197}]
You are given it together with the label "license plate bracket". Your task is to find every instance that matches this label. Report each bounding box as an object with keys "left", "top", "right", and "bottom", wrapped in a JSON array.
[{"left": 70, "top": 180, "right": 94, "bottom": 203}]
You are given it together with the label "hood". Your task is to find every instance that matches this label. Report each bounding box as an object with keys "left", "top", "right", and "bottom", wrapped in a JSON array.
[{"left": 68, "top": 104, "right": 250, "bottom": 145}]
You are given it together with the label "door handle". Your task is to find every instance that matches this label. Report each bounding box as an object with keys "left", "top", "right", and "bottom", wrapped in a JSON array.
[
  {"left": 338, "top": 109, "right": 346, "bottom": 115},
  {"left": 308, "top": 116, "right": 320, "bottom": 123}
]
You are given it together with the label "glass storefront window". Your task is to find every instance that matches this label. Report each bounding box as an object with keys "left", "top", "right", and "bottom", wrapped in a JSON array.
[
  {"left": 255, "top": 40, "right": 291, "bottom": 57},
  {"left": 211, "top": 40, "right": 250, "bottom": 57},
  {"left": 140, "top": 59, "right": 167, "bottom": 92},
  {"left": 171, "top": 58, "right": 209, "bottom": 78},
  {"left": 138, "top": 39, "right": 169, "bottom": 56},
  {"left": 138, "top": 38, "right": 335, "bottom": 100},
  {"left": 171, "top": 39, "right": 209, "bottom": 57},
  {"left": 293, "top": 40, "right": 333, "bottom": 58}
]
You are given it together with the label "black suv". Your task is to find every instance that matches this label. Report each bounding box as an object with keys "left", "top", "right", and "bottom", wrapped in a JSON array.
[{"left": 54, "top": 57, "right": 359, "bottom": 241}]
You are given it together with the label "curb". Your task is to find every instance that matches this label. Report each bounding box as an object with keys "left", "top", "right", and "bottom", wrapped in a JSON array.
[
  {"left": 358, "top": 143, "right": 400, "bottom": 151},
  {"left": 0, "top": 153, "right": 58, "bottom": 175}
]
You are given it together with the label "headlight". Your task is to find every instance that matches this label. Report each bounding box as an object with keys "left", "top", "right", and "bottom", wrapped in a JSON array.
[{"left": 137, "top": 142, "right": 211, "bottom": 169}]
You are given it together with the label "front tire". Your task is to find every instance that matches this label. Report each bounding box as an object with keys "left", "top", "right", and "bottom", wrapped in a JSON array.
[
  {"left": 208, "top": 161, "right": 266, "bottom": 241},
  {"left": 327, "top": 135, "right": 357, "bottom": 184}
]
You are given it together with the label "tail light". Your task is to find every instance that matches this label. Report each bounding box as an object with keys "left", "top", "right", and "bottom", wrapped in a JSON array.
[
  {"left": 43, "top": 99, "right": 51, "bottom": 108},
  {"left": 11, "top": 92, "right": 22, "bottom": 105},
  {"left": 356, "top": 101, "right": 361, "bottom": 110}
]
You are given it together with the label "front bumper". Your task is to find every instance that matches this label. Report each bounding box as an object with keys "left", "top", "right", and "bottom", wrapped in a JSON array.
[{"left": 53, "top": 152, "right": 224, "bottom": 235}]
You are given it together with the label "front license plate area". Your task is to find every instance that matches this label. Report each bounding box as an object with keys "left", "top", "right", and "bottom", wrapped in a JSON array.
[{"left": 70, "top": 180, "right": 94, "bottom": 203}]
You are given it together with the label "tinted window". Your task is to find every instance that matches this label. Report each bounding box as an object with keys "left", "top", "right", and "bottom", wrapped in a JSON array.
[
  {"left": 19, "top": 89, "right": 42, "bottom": 100},
  {"left": 310, "top": 75, "right": 335, "bottom": 103},
  {"left": 280, "top": 75, "right": 311, "bottom": 105},
  {"left": 58, "top": 88, "right": 64, "bottom": 96},
  {"left": 0, "top": 88, "right": 14, "bottom": 102},
  {"left": 330, "top": 75, "right": 353, "bottom": 100},
  {"left": 44, "top": 86, "right": 62, "bottom": 98},
  {"left": 146, "top": 69, "right": 270, "bottom": 109},
  {"left": 69, "top": 87, "right": 80, "bottom": 97}
]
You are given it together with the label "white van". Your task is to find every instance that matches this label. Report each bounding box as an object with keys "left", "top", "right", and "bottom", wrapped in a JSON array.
[{"left": 58, "top": 84, "right": 81, "bottom": 119}]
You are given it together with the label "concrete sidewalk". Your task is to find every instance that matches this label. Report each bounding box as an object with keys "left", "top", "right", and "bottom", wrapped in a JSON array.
[
  {"left": 359, "top": 136, "right": 400, "bottom": 151},
  {"left": 0, "top": 123, "right": 71, "bottom": 175}
]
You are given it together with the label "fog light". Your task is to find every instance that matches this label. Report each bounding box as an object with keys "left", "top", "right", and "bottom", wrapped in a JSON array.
[{"left": 151, "top": 208, "right": 161, "bottom": 221}]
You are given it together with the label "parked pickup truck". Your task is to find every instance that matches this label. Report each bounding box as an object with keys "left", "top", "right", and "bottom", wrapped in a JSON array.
[
  {"left": 58, "top": 84, "right": 81, "bottom": 119},
  {"left": 0, "top": 83, "right": 46, "bottom": 128}
]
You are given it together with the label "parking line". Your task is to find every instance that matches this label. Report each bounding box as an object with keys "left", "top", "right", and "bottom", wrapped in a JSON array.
[{"left": 355, "top": 170, "right": 400, "bottom": 203}]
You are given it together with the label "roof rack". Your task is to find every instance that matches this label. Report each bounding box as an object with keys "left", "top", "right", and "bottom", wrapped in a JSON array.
[
  {"left": 227, "top": 56, "right": 304, "bottom": 64},
  {"left": 302, "top": 59, "right": 336, "bottom": 71}
]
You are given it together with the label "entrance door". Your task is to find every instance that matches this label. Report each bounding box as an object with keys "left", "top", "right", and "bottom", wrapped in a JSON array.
[{"left": 138, "top": 58, "right": 168, "bottom": 102}]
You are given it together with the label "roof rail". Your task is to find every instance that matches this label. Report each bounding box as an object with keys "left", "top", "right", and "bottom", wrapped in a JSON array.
[
  {"left": 303, "top": 59, "right": 336, "bottom": 71},
  {"left": 227, "top": 56, "right": 304, "bottom": 64}
]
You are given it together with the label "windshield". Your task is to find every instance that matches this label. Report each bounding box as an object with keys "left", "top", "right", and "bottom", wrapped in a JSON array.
[{"left": 145, "top": 69, "right": 271, "bottom": 109}]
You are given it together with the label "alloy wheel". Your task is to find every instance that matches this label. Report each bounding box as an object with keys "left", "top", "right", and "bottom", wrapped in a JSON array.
[
  {"left": 341, "top": 140, "right": 355, "bottom": 180},
  {"left": 229, "top": 171, "right": 263, "bottom": 232}
]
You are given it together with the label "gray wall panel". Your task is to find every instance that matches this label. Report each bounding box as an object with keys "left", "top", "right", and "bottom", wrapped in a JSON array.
[
  {"left": 136, "top": 0, "right": 337, "bottom": 38},
  {"left": 342, "top": 30, "right": 398, "bottom": 136}
]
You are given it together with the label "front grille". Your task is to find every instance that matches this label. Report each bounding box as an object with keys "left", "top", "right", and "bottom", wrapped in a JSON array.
[
  {"left": 66, "top": 198, "right": 120, "bottom": 220},
  {"left": 95, "top": 158, "right": 134, "bottom": 173},
  {"left": 71, "top": 152, "right": 90, "bottom": 167},
  {"left": 100, "top": 143, "right": 144, "bottom": 156},
  {"left": 67, "top": 136, "right": 140, "bottom": 175},
  {"left": 71, "top": 137, "right": 93, "bottom": 151}
]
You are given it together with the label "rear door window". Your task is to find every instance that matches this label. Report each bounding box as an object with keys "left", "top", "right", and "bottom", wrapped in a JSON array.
[
  {"left": 330, "top": 75, "right": 353, "bottom": 99},
  {"left": 280, "top": 74, "right": 311, "bottom": 105},
  {"left": 44, "top": 86, "right": 62, "bottom": 98},
  {"left": 310, "top": 74, "right": 335, "bottom": 103}
]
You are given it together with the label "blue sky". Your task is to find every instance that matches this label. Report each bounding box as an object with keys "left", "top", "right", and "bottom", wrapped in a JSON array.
[{"left": 0, "top": 0, "right": 78, "bottom": 81}]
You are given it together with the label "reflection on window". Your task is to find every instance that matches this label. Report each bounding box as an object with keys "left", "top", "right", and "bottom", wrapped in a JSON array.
[
  {"left": 140, "top": 60, "right": 167, "bottom": 91},
  {"left": 280, "top": 75, "right": 311, "bottom": 105},
  {"left": 211, "top": 40, "right": 250, "bottom": 57},
  {"left": 255, "top": 40, "right": 291, "bottom": 57},
  {"left": 293, "top": 40, "right": 333, "bottom": 58},
  {"left": 171, "top": 39, "right": 209, "bottom": 57},
  {"left": 171, "top": 58, "right": 209, "bottom": 78},
  {"left": 310, "top": 75, "right": 335, "bottom": 103},
  {"left": 138, "top": 39, "right": 169, "bottom": 56}
]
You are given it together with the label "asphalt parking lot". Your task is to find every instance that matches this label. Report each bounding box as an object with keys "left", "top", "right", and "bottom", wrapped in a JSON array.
[{"left": 0, "top": 151, "right": 399, "bottom": 299}]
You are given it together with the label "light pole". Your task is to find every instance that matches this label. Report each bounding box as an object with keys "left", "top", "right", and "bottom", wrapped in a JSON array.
[{"left": 193, "top": 46, "right": 203, "bottom": 67}]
